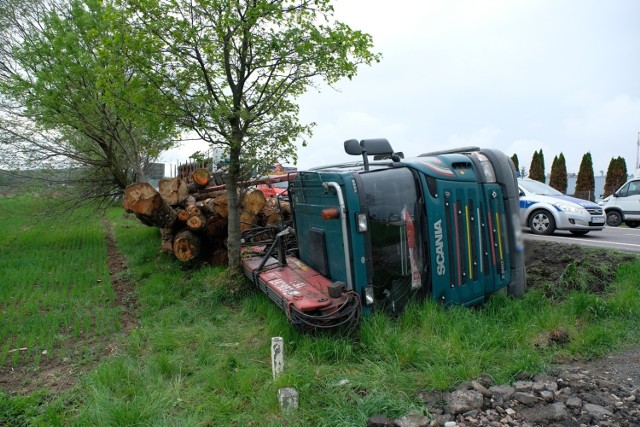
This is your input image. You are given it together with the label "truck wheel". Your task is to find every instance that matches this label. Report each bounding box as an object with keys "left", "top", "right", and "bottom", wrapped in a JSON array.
[
  {"left": 625, "top": 220, "right": 640, "bottom": 228},
  {"left": 528, "top": 210, "right": 556, "bottom": 235},
  {"left": 606, "top": 211, "right": 623, "bottom": 227}
]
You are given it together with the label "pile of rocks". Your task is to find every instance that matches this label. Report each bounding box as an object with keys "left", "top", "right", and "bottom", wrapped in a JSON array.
[{"left": 368, "top": 366, "right": 639, "bottom": 426}]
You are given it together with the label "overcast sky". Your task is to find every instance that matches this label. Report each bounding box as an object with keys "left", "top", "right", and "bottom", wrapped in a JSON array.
[{"left": 162, "top": 0, "right": 640, "bottom": 176}]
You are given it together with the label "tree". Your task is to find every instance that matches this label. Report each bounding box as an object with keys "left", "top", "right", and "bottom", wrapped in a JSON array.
[
  {"left": 0, "top": 0, "right": 177, "bottom": 203},
  {"left": 126, "top": 0, "right": 380, "bottom": 271},
  {"left": 548, "top": 153, "right": 567, "bottom": 193},
  {"left": 604, "top": 157, "right": 628, "bottom": 197},
  {"left": 529, "top": 150, "right": 545, "bottom": 183},
  {"left": 575, "top": 152, "right": 595, "bottom": 201},
  {"left": 511, "top": 154, "right": 519, "bottom": 173}
]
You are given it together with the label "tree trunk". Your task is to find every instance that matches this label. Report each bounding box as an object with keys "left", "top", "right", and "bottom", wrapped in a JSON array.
[
  {"left": 172, "top": 229, "right": 200, "bottom": 262},
  {"left": 226, "top": 144, "right": 242, "bottom": 272},
  {"left": 122, "top": 182, "right": 176, "bottom": 228}
]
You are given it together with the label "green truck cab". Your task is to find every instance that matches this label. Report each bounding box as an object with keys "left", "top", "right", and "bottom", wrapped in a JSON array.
[{"left": 289, "top": 139, "right": 525, "bottom": 315}]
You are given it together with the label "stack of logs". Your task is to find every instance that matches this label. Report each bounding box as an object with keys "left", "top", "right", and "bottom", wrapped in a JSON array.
[{"left": 122, "top": 168, "right": 291, "bottom": 264}]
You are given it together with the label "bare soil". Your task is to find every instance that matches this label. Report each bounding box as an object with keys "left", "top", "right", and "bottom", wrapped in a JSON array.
[{"left": 524, "top": 239, "right": 638, "bottom": 296}]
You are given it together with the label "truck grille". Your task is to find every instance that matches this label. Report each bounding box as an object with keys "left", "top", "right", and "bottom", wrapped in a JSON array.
[{"left": 441, "top": 185, "right": 508, "bottom": 288}]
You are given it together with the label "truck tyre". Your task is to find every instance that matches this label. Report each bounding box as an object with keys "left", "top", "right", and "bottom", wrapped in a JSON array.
[
  {"left": 625, "top": 220, "right": 640, "bottom": 228},
  {"left": 606, "top": 211, "right": 623, "bottom": 227},
  {"left": 529, "top": 210, "right": 555, "bottom": 235}
]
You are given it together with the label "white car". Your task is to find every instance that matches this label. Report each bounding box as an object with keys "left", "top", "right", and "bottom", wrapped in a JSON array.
[
  {"left": 518, "top": 178, "right": 605, "bottom": 235},
  {"left": 600, "top": 178, "right": 640, "bottom": 228}
]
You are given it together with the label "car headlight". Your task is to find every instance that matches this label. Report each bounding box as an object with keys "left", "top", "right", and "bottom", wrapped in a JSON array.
[{"left": 554, "top": 202, "right": 584, "bottom": 214}]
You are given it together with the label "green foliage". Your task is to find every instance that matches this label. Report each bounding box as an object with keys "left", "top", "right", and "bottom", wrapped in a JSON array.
[
  {"left": 0, "top": 0, "right": 177, "bottom": 196},
  {"left": 604, "top": 156, "right": 628, "bottom": 197},
  {"left": 528, "top": 149, "right": 545, "bottom": 183},
  {"left": 548, "top": 153, "right": 567, "bottom": 193},
  {"left": 124, "top": 0, "right": 380, "bottom": 269},
  {"left": 575, "top": 152, "right": 595, "bottom": 200}
]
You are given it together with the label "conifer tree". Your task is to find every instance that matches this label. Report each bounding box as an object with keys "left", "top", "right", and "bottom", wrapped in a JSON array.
[
  {"left": 549, "top": 153, "right": 567, "bottom": 193},
  {"left": 529, "top": 150, "right": 545, "bottom": 183},
  {"left": 511, "top": 154, "right": 519, "bottom": 173},
  {"left": 575, "top": 152, "right": 595, "bottom": 200},
  {"left": 604, "top": 157, "right": 628, "bottom": 197}
]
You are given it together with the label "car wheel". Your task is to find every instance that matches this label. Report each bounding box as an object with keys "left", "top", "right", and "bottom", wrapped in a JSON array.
[
  {"left": 528, "top": 210, "right": 556, "bottom": 235},
  {"left": 570, "top": 230, "right": 589, "bottom": 236},
  {"left": 606, "top": 211, "right": 623, "bottom": 227},
  {"left": 625, "top": 220, "right": 640, "bottom": 228}
]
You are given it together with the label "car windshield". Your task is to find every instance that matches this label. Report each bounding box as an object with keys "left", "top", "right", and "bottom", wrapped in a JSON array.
[
  {"left": 519, "top": 179, "right": 563, "bottom": 196},
  {"left": 272, "top": 181, "right": 289, "bottom": 189}
]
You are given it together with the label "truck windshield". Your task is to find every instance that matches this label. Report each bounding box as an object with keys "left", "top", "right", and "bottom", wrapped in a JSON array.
[{"left": 360, "top": 167, "right": 426, "bottom": 314}]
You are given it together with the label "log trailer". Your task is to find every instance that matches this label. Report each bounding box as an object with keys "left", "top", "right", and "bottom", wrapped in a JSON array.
[{"left": 241, "top": 139, "right": 526, "bottom": 330}]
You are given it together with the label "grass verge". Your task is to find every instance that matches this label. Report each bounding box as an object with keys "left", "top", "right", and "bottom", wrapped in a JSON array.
[{"left": 1, "top": 198, "right": 639, "bottom": 426}]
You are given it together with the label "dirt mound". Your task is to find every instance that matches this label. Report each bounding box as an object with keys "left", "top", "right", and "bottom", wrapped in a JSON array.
[{"left": 524, "top": 240, "right": 638, "bottom": 298}]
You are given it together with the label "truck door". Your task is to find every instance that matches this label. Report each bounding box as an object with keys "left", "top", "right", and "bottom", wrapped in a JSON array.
[{"left": 359, "top": 168, "right": 427, "bottom": 314}]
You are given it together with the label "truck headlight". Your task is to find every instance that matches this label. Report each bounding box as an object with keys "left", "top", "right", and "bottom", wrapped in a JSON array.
[{"left": 469, "top": 152, "right": 496, "bottom": 182}]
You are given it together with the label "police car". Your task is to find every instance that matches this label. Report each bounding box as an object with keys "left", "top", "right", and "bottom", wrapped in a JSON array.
[{"left": 518, "top": 178, "right": 605, "bottom": 235}]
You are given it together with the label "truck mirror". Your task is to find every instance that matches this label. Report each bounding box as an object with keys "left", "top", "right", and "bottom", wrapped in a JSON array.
[{"left": 344, "top": 139, "right": 363, "bottom": 155}]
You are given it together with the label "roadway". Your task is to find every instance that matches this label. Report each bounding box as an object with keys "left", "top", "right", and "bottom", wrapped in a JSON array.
[{"left": 523, "top": 226, "right": 640, "bottom": 254}]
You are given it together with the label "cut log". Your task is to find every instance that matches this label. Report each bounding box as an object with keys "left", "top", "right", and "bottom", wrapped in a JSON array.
[
  {"left": 123, "top": 183, "right": 176, "bottom": 228},
  {"left": 258, "top": 201, "right": 282, "bottom": 226},
  {"left": 176, "top": 209, "right": 190, "bottom": 222},
  {"left": 186, "top": 212, "right": 206, "bottom": 231},
  {"left": 158, "top": 177, "right": 189, "bottom": 206},
  {"left": 206, "top": 216, "right": 228, "bottom": 239},
  {"left": 211, "top": 193, "right": 229, "bottom": 218},
  {"left": 193, "top": 189, "right": 226, "bottom": 201},
  {"left": 242, "top": 189, "right": 267, "bottom": 215},
  {"left": 266, "top": 212, "right": 282, "bottom": 225},
  {"left": 192, "top": 168, "right": 211, "bottom": 186},
  {"left": 159, "top": 228, "right": 174, "bottom": 254},
  {"left": 240, "top": 211, "right": 257, "bottom": 232},
  {"left": 264, "top": 196, "right": 291, "bottom": 214},
  {"left": 173, "top": 230, "right": 200, "bottom": 262}
]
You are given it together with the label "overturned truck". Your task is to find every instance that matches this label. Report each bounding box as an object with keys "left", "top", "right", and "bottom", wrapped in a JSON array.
[{"left": 242, "top": 139, "right": 526, "bottom": 330}]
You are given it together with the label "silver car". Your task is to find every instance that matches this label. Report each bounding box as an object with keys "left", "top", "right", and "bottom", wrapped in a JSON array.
[{"left": 518, "top": 178, "right": 605, "bottom": 235}]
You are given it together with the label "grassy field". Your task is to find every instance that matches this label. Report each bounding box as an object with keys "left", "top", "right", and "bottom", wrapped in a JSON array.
[
  {"left": 0, "top": 197, "right": 119, "bottom": 367},
  {"left": 1, "top": 196, "right": 640, "bottom": 426}
]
